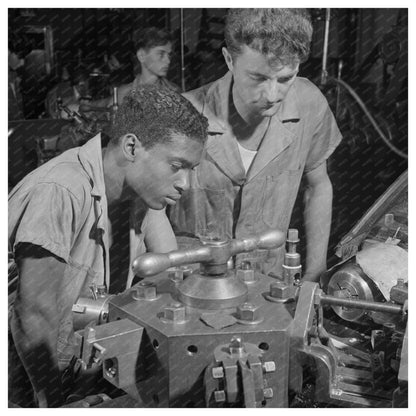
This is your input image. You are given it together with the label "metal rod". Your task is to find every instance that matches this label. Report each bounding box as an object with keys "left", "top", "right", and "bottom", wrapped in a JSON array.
[
  {"left": 320, "top": 8, "right": 331, "bottom": 86},
  {"left": 180, "top": 9, "right": 186, "bottom": 92},
  {"left": 320, "top": 294, "right": 404, "bottom": 314}
]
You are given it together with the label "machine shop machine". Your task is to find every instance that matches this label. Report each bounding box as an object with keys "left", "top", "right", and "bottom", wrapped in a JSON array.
[{"left": 72, "top": 194, "right": 408, "bottom": 408}]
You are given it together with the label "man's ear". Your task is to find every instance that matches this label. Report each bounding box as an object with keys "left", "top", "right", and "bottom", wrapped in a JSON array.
[
  {"left": 222, "top": 47, "right": 234, "bottom": 72},
  {"left": 136, "top": 48, "right": 145, "bottom": 63},
  {"left": 120, "top": 133, "right": 141, "bottom": 162}
]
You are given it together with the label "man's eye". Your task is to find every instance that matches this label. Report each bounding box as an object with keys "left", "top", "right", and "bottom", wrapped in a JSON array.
[
  {"left": 171, "top": 164, "right": 182, "bottom": 172},
  {"left": 251, "top": 76, "right": 266, "bottom": 82},
  {"left": 279, "top": 75, "right": 295, "bottom": 83}
]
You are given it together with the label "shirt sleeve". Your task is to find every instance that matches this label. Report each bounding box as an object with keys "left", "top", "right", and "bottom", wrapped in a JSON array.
[
  {"left": 304, "top": 96, "right": 343, "bottom": 173},
  {"left": 12, "top": 182, "right": 81, "bottom": 263}
]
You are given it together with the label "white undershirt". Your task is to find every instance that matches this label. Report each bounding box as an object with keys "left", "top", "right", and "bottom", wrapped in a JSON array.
[{"left": 237, "top": 142, "right": 258, "bottom": 173}]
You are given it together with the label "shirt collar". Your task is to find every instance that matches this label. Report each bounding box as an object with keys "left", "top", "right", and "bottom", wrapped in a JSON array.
[
  {"left": 203, "top": 71, "right": 300, "bottom": 133},
  {"left": 77, "top": 133, "right": 106, "bottom": 199}
]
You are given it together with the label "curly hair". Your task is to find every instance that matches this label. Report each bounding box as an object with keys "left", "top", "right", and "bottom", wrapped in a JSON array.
[
  {"left": 133, "top": 27, "right": 172, "bottom": 51},
  {"left": 225, "top": 9, "right": 313, "bottom": 66},
  {"left": 110, "top": 85, "right": 208, "bottom": 149}
]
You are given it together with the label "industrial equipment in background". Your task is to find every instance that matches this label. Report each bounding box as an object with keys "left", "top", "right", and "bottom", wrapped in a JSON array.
[{"left": 68, "top": 172, "right": 408, "bottom": 408}]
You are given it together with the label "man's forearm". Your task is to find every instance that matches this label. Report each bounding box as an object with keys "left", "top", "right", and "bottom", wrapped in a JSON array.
[
  {"left": 303, "top": 179, "right": 333, "bottom": 282},
  {"left": 10, "top": 310, "right": 64, "bottom": 407}
]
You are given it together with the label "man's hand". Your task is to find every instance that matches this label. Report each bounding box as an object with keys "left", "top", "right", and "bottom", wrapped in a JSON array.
[
  {"left": 303, "top": 162, "right": 333, "bottom": 283},
  {"left": 11, "top": 244, "right": 67, "bottom": 407}
]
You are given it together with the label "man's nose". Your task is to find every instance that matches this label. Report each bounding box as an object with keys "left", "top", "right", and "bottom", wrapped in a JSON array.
[
  {"left": 264, "top": 80, "right": 280, "bottom": 103},
  {"left": 174, "top": 171, "right": 190, "bottom": 192},
  {"left": 164, "top": 54, "right": 171, "bottom": 65}
]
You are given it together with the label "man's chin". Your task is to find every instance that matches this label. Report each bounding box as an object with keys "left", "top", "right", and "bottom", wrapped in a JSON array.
[{"left": 261, "top": 106, "right": 280, "bottom": 118}]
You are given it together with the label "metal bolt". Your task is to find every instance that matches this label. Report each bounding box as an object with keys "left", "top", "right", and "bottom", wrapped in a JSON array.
[
  {"left": 214, "top": 390, "right": 226, "bottom": 403},
  {"left": 163, "top": 303, "right": 186, "bottom": 322},
  {"left": 229, "top": 336, "right": 244, "bottom": 355},
  {"left": 96, "top": 285, "right": 107, "bottom": 298},
  {"left": 212, "top": 366, "right": 224, "bottom": 379},
  {"left": 331, "top": 388, "right": 343, "bottom": 397},
  {"left": 236, "top": 262, "right": 256, "bottom": 283},
  {"left": 262, "top": 361, "right": 276, "bottom": 373},
  {"left": 106, "top": 367, "right": 117, "bottom": 378},
  {"left": 287, "top": 229, "right": 299, "bottom": 241},
  {"left": 383, "top": 322, "right": 396, "bottom": 338},
  {"left": 263, "top": 388, "right": 273, "bottom": 399},
  {"left": 168, "top": 267, "right": 184, "bottom": 282},
  {"left": 237, "top": 303, "right": 261, "bottom": 321},
  {"left": 269, "top": 282, "right": 291, "bottom": 299},
  {"left": 134, "top": 281, "right": 157, "bottom": 300}
]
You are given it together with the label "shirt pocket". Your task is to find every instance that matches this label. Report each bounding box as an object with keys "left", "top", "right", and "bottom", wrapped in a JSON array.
[{"left": 260, "top": 167, "right": 302, "bottom": 229}]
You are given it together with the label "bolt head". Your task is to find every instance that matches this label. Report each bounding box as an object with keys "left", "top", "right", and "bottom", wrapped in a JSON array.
[
  {"left": 134, "top": 281, "right": 157, "bottom": 300},
  {"left": 212, "top": 366, "right": 224, "bottom": 379},
  {"left": 237, "top": 303, "right": 261, "bottom": 321},
  {"left": 106, "top": 367, "right": 117, "bottom": 378},
  {"left": 236, "top": 268, "right": 256, "bottom": 283},
  {"left": 263, "top": 388, "right": 273, "bottom": 399},
  {"left": 262, "top": 361, "right": 276, "bottom": 373},
  {"left": 270, "top": 282, "right": 290, "bottom": 299},
  {"left": 164, "top": 303, "right": 186, "bottom": 322},
  {"left": 214, "top": 390, "right": 226, "bottom": 403}
]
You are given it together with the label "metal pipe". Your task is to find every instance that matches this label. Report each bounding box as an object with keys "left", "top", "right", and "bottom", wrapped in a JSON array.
[
  {"left": 320, "top": 294, "right": 404, "bottom": 314},
  {"left": 180, "top": 9, "right": 186, "bottom": 92},
  {"left": 320, "top": 8, "right": 331, "bottom": 86}
]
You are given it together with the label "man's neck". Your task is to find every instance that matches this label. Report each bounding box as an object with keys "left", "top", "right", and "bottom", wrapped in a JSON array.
[
  {"left": 138, "top": 70, "right": 160, "bottom": 85},
  {"left": 102, "top": 145, "right": 126, "bottom": 207}
]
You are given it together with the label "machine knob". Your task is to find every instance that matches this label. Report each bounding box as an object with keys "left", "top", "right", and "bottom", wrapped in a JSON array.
[{"left": 132, "top": 229, "right": 285, "bottom": 278}]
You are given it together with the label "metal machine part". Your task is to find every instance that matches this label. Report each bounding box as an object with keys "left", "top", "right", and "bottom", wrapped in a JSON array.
[
  {"left": 72, "top": 284, "right": 114, "bottom": 331},
  {"left": 282, "top": 228, "right": 302, "bottom": 286},
  {"left": 73, "top": 229, "right": 407, "bottom": 408},
  {"left": 132, "top": 229, "right": 285, "bottom": 310},
  {"left": 326, "top": 262, "right": 385, "bottom": 322}
]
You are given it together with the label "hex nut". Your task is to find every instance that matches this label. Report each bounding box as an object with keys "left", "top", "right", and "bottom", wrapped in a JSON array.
[
  {"left": 270, "top": 282, "right": 291, "bottom": 299},
  {"left": 263, "top": 388, "right": 273, "bottom": 399},
  {"left": 262, "top": 361, "right": 276, "bottom": 373},
  {"left": 236, "top": 268, "right": 256, "bottom": 283},
  {"left": 212, "top": 366, "right": 224, "bottom": 379},
  {"left": 134, "top": 281, "right": 157, "bottom": 300},
  {"left": 214, "top": 390, "right": 226, "bottom": 403},
  {"left": 237, "top": 303, "right": 261, "bottom": 321},
  {"left": 164, "top": 303, "right": 186, "bottom": 322}
]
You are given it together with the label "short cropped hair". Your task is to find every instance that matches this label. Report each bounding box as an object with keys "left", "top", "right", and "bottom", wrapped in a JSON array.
[
  {"left": 111, "top": 85, "right": 208, "bottom": 149},
  {"left": 133, "top": 27, "right": 172, "bottom": 52},
  {"left": 225, "top": 9, "right": 313, "bottom": 66}
]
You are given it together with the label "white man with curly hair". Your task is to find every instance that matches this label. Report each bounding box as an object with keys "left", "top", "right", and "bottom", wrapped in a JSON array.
[
  {"left": 8, "top": 85, "right": 208, "bottom": 407},
  {"left": 169, "top": 8, "right": 342, "bottom": 282}
]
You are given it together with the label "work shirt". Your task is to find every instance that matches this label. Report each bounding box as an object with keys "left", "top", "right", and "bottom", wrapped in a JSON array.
[
  {"left": 8, "top": 134, "right": 148, "bottom": 368},
  {"left": 169, "top": 72, "right": 342, "bottom": 275}
]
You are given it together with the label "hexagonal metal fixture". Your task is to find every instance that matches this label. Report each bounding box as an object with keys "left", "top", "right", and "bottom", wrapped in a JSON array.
[
  {"left": 269, "top": 282, "right": 291, "bottom": 300},
  {"left": 163, "top": 303, "right": 186, "bottom": 322},
  {"left": 133, "top": 281, "right": 157, "bottom": 300},
  {"left": 236, "top": 302, "right": 261, "bottom": 322},
  {"left": 236, "top": 267, "right": 256, "bottom": 283},
  {"left": 214, "top": 390, "right": 226, "bottom": 403},
  {"left": 262, "top": 361, "right": 276, "bottom": 373}
]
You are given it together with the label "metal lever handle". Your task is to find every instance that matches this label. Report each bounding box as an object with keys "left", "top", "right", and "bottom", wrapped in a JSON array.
[
  {"left": 132, "top": 229, "right": 285, "bottom": 278},
  {"left": 230, "top": 229, "right": 285, "bottom": 256}
]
